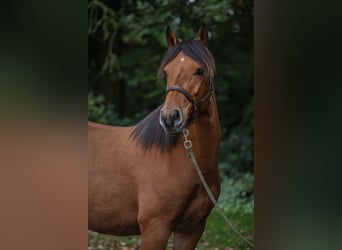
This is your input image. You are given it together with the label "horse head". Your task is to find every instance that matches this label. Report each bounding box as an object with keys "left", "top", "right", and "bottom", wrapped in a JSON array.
[{"left": 159, "top": 25, "right": 215, "bottom": 135}]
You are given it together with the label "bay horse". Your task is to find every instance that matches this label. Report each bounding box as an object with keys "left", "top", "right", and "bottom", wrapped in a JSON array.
[{"left": 88, "top": 25, "right": 221, "bottom": 249}]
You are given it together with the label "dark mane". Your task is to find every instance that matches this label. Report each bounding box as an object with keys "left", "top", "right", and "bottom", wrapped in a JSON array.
[
  {"left": 131, "top": 39, "right": 215, "bottom": 151},
  {"left": 130, "top": 105, "right": 178, "bottom": 151}
]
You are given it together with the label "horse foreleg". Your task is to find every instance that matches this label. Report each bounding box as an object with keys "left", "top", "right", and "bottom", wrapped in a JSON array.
[
  {"left": 173, "top": 221, "right": 206, "bottom": 250},
  {"left": 138, "top": 217, "right": 171, "bottom": 250}
]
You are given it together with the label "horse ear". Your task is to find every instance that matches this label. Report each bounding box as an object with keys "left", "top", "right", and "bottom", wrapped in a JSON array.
[
  {"left": 197, "top": 24, "right": 209, "bottom": 47},
  {"left": 166, "top": 26, "right": 178, "bottom": 48}
]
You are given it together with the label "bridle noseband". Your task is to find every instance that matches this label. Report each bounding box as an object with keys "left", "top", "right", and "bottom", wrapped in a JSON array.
[{"left": 165, "top": 76, "right": 214, "bottom": 125}]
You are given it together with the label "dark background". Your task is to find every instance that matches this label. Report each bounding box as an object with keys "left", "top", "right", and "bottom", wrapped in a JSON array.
[{"left": 0, "top": 0, "right": 341, "bottom": 249}]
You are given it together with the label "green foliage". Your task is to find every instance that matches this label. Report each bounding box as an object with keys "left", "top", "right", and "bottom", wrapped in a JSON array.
[
  {"left": 88, "top": 92, "right": 136, "bottom": 126},
  {"left": 219, "top": 97, "right": 254, "bottom": 175},
  {"left": 218, "top": 173, "right": 254, "bottom": 214},
  {"left": 88, "top": 92, "right": 117, "bottom": 124},
  {"left": 88, "top": 0, "right": 120, "bottom": 76}
]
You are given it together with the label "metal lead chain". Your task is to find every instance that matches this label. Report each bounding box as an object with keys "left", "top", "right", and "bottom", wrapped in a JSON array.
[{"left": 182, "top": 129, "right": 192, "bottom": 151}]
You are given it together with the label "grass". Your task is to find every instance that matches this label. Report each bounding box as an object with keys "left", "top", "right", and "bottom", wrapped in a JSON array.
[{"left": 198, "top": 211, "right": 254, "bottom": 250}]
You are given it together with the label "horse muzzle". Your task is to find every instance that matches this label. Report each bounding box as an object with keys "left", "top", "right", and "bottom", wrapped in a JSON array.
[{"left": 159, "top": 108, "right": 185, "bottom": 135}]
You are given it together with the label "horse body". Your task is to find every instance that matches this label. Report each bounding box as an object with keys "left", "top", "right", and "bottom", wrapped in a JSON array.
[
  {"left": 88, "top": 123, "right": 140, "bottom": 235},
  {"left": 88, "top": 25, "right": 221, "bottom": 249}
]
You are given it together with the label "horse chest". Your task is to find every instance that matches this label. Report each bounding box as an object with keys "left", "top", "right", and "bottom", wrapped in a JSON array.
[
  {"left": 182, "top": 165, "right": 220, "bottom": 220},
  {"left": 172, "top": 181, "right": 217, "bottom": 231}
]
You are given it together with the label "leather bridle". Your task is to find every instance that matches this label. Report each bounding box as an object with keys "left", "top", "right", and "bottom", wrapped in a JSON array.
[{"left": 165, "top": 75, "right": 214, "bottom": 125}]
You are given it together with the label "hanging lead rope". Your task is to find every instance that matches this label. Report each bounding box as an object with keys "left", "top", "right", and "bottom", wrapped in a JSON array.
[{"left": 182, "top": 129, "right": 255, "bottom": 248}]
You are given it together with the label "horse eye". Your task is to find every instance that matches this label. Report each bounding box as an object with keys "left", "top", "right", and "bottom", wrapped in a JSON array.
[{"left": 195, "top": 68, "right": 204, "bottom": 76}]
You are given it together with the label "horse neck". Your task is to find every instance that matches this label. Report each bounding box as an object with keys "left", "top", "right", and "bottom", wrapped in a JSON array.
[{"left": 188, "top": 94, "right": 220, "bottom": 166}]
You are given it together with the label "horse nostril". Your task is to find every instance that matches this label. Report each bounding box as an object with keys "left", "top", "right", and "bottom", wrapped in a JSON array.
[
  {"left": 172, "top": 109, "right": 182, "bottom": 126},
  {"left": 172, "top": 109, "right": 179, "bottom": 120}
]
